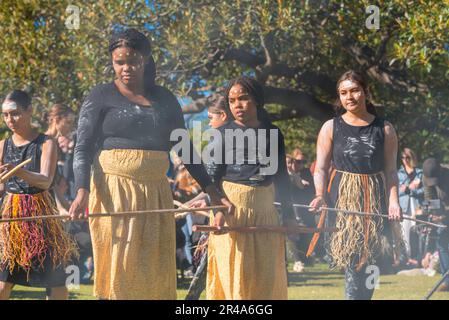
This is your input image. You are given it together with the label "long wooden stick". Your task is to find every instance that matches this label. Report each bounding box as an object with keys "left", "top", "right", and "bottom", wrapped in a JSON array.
[
  {"left": 0, "top": 158, "right": 32, "bottom": 183},
  {"left": 0, "top": 205, "right": 227, "bottom": 224},
  {"left": 291, "top": 204, "right": 446, "bottom": 229},
  {"left": 424, "top": 269, "right": 449, "bottom": 300},
  {"left": 273, "top": 202, "right": 446, "bottom": 229},
  {"left": 192, "top": 225, "right": 337, "bottom": 234}
]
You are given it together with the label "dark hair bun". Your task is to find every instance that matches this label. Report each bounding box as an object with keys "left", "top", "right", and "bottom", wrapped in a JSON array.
[{"left": 4, "top": 90, "right": 31, "bottom": 110}]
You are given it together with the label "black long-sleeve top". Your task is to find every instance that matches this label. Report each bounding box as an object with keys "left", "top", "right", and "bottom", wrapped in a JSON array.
[
  {"left": 204, "top": 121, "right": 294, "bottom": 219},
  {"left": 73, "top": 82, "right": 212, "bottom": 192}
]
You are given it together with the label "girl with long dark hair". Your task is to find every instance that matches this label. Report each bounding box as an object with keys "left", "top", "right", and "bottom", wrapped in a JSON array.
[{"left": 205, "top": 76, "right": 295, "bottom": 299}]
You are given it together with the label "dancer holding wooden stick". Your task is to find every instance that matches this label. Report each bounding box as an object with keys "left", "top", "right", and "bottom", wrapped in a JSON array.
[
  {"left": 68, "top": 28, "right": 231, "bottom": 300},
  {"left": 185, "top": 96, "right": 231, "bottom": 300},
  {"left": 199, "top": 76, "right": 296, "bottom": 300},
  {"left": 0, "top": 90, "right": 78, "bottom": 300},
  {"left": 309, "top": 70, "right": 402, "bottom": 300}
]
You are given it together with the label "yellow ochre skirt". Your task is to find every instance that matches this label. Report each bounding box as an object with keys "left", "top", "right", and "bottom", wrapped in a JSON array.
[
  {"left": 89, "top": 149, "right": 176, "bottom": 300},
  {"left": 206, "top": 181, "right": 288, "bottom": 300}
]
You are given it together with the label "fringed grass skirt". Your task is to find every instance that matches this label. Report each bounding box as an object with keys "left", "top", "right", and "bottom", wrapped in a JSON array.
[
  {"left": 0, "top": 191, "right": 78, "bottom": 287},
  {"left": 89, "top": 149, "right": 176, "bottom": 300},
  {"left": 206, "top": 181, "right": 288, "bottom": 300},
  {"left": 328, "top": 170, "right": 389, "bottom": 270}
]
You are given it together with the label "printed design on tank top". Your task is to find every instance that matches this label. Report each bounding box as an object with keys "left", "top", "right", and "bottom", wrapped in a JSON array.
[
  {"left": 332, "top": 116, "right": 385, "bottom": 174},
  {"left": 3, "top": 134, "right": 45, "bottom": 194},
  {"left": 343, "top": 134, "right": 378, "bottom": 171}
]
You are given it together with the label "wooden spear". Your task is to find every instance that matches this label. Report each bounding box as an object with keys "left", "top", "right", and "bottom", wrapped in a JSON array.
[
  {"left": 291, "top": 204, "right": 447, "bottom": 229},
  {"left": 0, "top": 205, "right": 227, "bottom": 224},
  {"left": 192, "top": 225, "right": 337, "bottom": 234}
]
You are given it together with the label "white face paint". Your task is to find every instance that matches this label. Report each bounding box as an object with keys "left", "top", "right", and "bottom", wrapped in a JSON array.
[{"left": 2, "top": 100, "right": 18, "bottom": 112}]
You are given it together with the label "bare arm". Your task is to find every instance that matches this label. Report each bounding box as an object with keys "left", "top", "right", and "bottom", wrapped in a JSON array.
[
  {"left": 310, "top": 120, "right": 333, "bottom": 210},
  {"left": 383, "top": 121, "right": 401, "bottom": 220},
  {"left": 14, "top": 138, "right": 57, "bottom": 190},
  {"left": 314, "top": 120, "right": 333, "bottom": 198}
]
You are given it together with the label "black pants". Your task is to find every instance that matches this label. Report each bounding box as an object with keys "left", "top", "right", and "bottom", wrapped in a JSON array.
[{"left": 345, "top": 263, "right": 376, "bottom": 300}]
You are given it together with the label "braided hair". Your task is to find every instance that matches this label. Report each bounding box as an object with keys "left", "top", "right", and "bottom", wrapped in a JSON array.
[
  {"left": 108, "top": 28, "right": 156, "bottom": 90},
  {"left": 224, "top": 76, "right": 272, "bottom": 125}
]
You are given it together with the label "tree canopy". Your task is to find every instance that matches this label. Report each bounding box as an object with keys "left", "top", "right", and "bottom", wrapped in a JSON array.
[{"left": 1, "top": 0, "right": 448, "bottom": 161}]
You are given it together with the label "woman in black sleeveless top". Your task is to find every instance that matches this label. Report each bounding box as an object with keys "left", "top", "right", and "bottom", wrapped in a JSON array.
[
  {"left": 0, "top": 90, "right": 77, "bottom": 300},
  {"left": 309, "top": 71, "right": 402, "bottom": 300}
]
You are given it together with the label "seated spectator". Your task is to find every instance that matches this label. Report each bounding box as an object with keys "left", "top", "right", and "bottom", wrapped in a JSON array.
[{"left": 397, "top": 251, "right": 439, "bottom": 277}]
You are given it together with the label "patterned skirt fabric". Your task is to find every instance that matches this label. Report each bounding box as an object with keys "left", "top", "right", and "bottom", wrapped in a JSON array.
[{"left": 206, "top": 180, "right": 288, "bottom": 300}]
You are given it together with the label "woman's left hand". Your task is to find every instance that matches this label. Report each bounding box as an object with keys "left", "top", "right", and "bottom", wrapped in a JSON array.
[{"left": 388, "top": 202, "right": 402, "bottom": 221}]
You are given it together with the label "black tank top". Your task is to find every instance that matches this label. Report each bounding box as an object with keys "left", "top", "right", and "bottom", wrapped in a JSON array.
[
  {"left": 332, "top": 116, "right": 385, "bottom": 174},
  {"left": 2, "top": 133, "right": 48, "bottom": 194}
]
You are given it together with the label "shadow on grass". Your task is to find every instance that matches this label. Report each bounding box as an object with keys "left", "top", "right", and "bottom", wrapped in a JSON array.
[
  {"left": 289, "top": 282, "right": 337, "bottom": 287},
  {"left": 288, "top": 271, "right": 343, "bottom": 281}
]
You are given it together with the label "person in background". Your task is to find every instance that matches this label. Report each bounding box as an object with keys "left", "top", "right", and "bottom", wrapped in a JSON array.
[
  {"left": 185, "top": 96, "right": 232, "bottom": 299},
  {"left": 398, "top": 148, "right": 424, "bottom": 264},
  {"left": 44, "top": 104, "right": 76, "bottom": 213},
  {"left": 422, "top": 158, "right": 449, "bottom": 291},
  {"left": 173, "top": 162, "right": 202, "bottom": 277},
  {"left": 45, "top": 103, "right": 93, "bottom": 284},
  {"left": 286, "top": 148, "right": 316, "bottom": 272}
]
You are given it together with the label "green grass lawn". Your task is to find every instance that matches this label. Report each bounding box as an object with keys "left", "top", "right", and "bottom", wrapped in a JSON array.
[{"left": 9, "top": 263, "right": 449, "bottom": 300}]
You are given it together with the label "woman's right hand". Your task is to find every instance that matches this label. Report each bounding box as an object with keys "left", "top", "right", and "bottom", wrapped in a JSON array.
[
  {"left": 309, "top": 195, "right": 327, "bottom": 212},
  {"left": 205, "top": 185, "right": 234, "bottom": 216},
  {"left": 69, "top": 188, "right": 90, "bottom": 220},
  {"left": 212, "top": 211, "right": 226, "bottom": 235}
]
